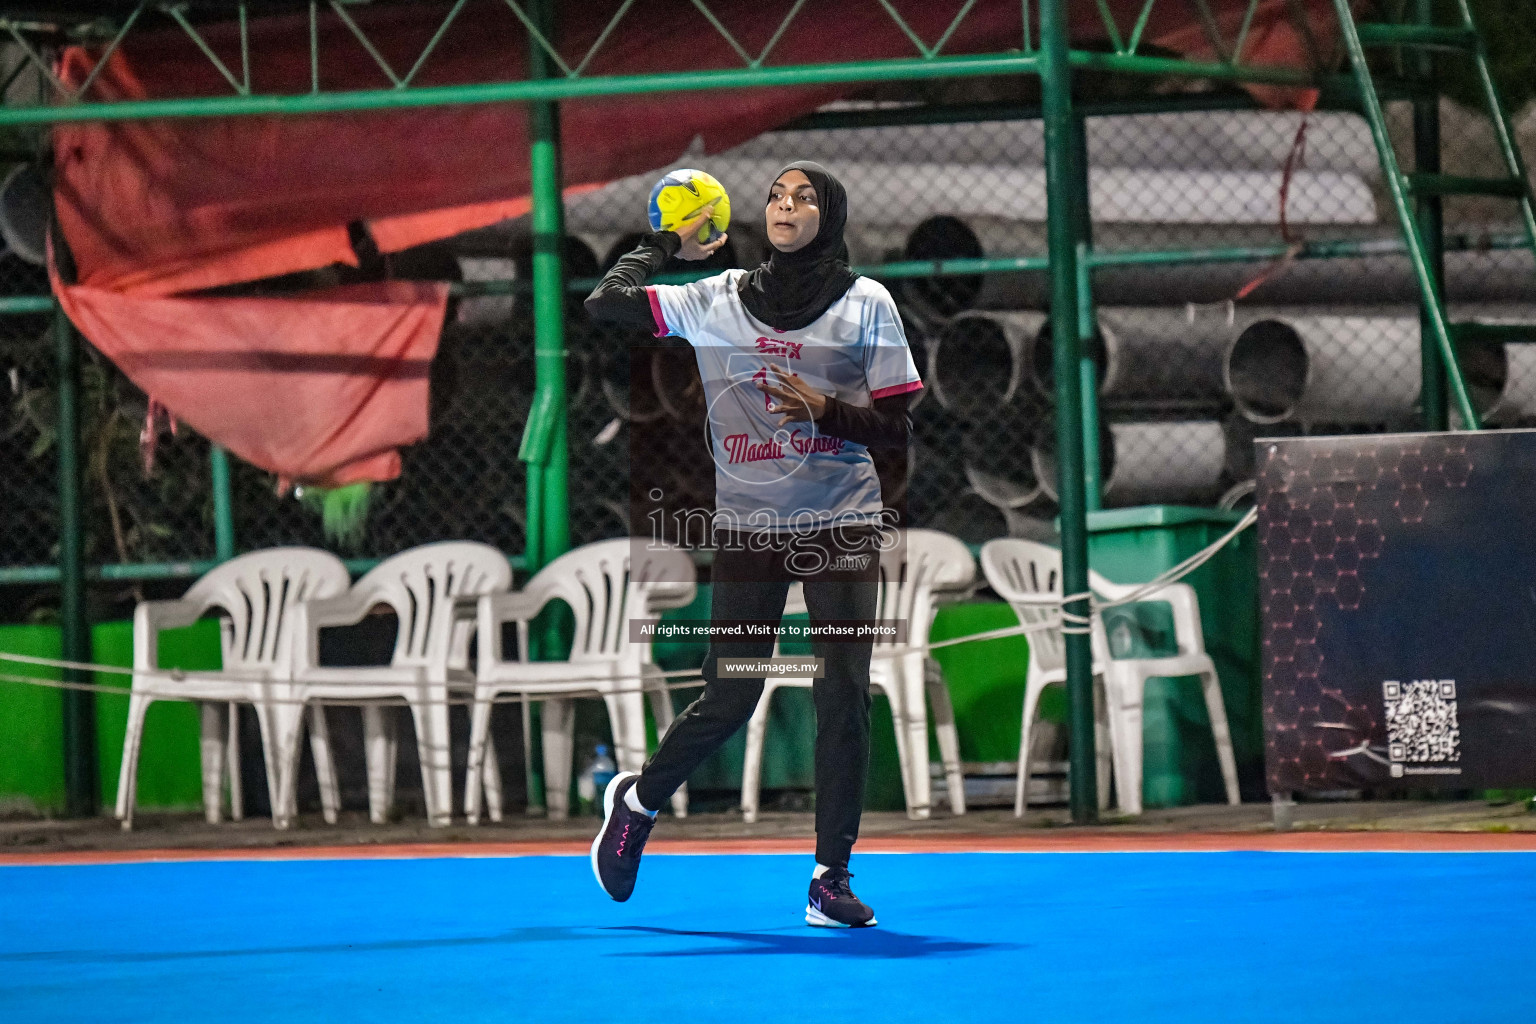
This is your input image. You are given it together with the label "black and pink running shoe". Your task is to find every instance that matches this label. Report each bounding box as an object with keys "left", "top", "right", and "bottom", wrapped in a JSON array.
[
  {"left": 806, "top": 867, "right": 877, "bottom": 928},
  {"left": 591, "top": 771, "right": 655, "bottom": 902}
]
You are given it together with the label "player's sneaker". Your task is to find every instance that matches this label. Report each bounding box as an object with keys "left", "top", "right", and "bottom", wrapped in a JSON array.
[
  {"left": 591, "top": 771, "right": 655, "bottom": 902},
  {"left": 805, "top": 867, "right": 877, "bottom": 928}
]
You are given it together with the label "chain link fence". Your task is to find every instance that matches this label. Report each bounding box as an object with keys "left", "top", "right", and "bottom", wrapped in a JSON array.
[
  {"left": 0, "top": 254, "right": 57, "bottom": 570},
  {"left": 539, "top": 97, "right": 1536, "bottom": 545},
  {"left": 1, "top": 263, "right": 218, "bottom": 575},
  {"left": 5, "top": 92, "right": 1536, "bottom": 576}
]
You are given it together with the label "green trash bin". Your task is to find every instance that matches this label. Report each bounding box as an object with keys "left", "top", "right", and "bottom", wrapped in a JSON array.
[{"left": 1084, "top": 505, "right": 1260, "bottom": 809}]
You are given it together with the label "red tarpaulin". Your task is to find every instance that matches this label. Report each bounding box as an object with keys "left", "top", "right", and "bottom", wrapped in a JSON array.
[
  {"left": 52, "top": 268, "right": 447, "bottom": 486},
  {"left": 51, "top": 0, "right": 1341, "bottom": 484}
]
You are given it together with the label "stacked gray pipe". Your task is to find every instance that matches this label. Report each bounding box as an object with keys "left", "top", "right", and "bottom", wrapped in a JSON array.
[
  {"left": 933, "top": 306, "right": 1247, "bottom": 510},
  {"left": 931, "top": 310, "right": 1042, "bottom": 409},
  {"left": 961, "top": 405, "right": 1049, "bottom": 511},
  {"left": 1031, "top": 421, "right": 1229, "bottom": 507},
  {"left": 1452, "top": 311, "right": 1536, "bottom": 426},
  {"left": 892, "top": 218, "right": 1536, "bottom": 311},
  {"left": 568, "top": 110, "right": 1384, "bottom": 235},
  {"left": 1222, "top": 304, "right": 1536, "bottom": 427},
  {"left": 927, "top": 489, "right": 1059, "bottom": 546},
  {"left": 926, "top": 311, "right": 1051, "bottom": 512}
]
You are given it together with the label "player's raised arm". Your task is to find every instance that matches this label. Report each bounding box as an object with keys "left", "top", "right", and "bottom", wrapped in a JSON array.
[{"left": 583, "top": 206, "right": 728, "bottom": 331}]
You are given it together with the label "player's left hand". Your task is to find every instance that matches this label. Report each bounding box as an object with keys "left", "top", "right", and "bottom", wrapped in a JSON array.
[
  {"left": 671, "top": 204, "right": 728, "bottom": 261},
  {"left": 756, "top": 363, "right": 827, "bottom": 425}
]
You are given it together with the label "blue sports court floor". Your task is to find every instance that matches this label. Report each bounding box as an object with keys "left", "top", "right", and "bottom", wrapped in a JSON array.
[{"left": 2, "top": 839, "right": 1533, "bottom": 1023}]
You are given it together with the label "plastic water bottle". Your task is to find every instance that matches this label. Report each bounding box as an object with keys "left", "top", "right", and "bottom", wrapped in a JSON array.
[
  {"left": 577, "top": 743, "right": 619, "bottom": 815},
  {"left": 591, "top": 744, "right": 618, "bottom": 802}
]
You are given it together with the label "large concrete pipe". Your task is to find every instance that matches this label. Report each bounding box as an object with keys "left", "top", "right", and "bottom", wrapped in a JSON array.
[
  {"left": 907, "top": 403, "right": 968, "bottom": 523},
  {"left": 1027, "top": 246, "right": 1536, "bottom": 308},
  {"left": 1224, "top": 311, "right": 1507, "bottom": 425},
  {"left": 733, "top": 111, "right": 1381, "bottom": 176},
  {"left": 1033, "top": 420, "right": 1228, "bottom": 506},
  {"left": 926, "top": 489, "right": 1012, "bottom": 545},
  {"left": 1455, "top": 311, "right": 1536, "bottom": 425},
  {"left": 456, "top": 235, "right": 601, "bottom": 325},
  {"left": 931, "top": 310, "right": 1045, "bottom": 411},
  {"left": 1484, "top": 344, "right": 1536, "bottom": 425},
  {"left": 925, "top": 489, "right": 1060, "bottom": 544},
  {"left": 961, "top": 405, "right": 1049, "bottom": 509},
  {"left": 949, "top": 306, "right": 1227, "bottom": 406},
  {"left": 1095, "top": 307, "right": 1236, "bottom": 403},
  {"left": 1000, "top": 511, "right": 1060, "bottom": 543},
  {"left": 897, "top": 219, "right": 1536, "bottom": 310},
  {"left": 890, "top": 216, "right": 1038, "bottom": 312},
  {"left": 1029, "top": 306, "right": 1231, "bottom": 403},
  {"left": 905, "top": 442, "right": 961, "bottom": 523},
  {"left": 597, "top": 338, "right": 668, "bottom": 423},
  {"left": 1221, "top": 412, "right": 1302, "bottom": 480},
  {"left": 901, "top": 215, "right": 986, "bottom": 318},
  {"left": 564, "top": 158, "right": 1374, "bottom": 234},
  {"left": 455, "top": 256, "right": 517, "bottom": 327}
]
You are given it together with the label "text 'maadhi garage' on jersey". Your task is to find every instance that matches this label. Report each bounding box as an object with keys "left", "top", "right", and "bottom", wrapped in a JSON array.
[{"left": 647, "top": 270, "right": 923, "bottom": 532}]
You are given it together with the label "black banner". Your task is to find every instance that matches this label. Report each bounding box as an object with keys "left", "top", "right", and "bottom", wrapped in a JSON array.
[{"left": 1258, "top": 429, "right": 1536, "bottom": 793}]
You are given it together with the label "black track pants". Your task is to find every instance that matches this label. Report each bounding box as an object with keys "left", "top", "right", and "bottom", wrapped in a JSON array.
[{"left": 634, "top": 526, "right": 879, "bottom": 869}]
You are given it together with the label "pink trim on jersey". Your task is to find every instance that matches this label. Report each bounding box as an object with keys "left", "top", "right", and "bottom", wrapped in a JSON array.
[
  {"left": 870, "top": 379, "right": 924, "bottom": 400},
  {"left": 645, "top": 287, "right": 669, "bottom": 337}
]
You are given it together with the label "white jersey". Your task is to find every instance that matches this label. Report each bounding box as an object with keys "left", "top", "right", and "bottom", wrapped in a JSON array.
[{"left": 647, "top": 271, "right": 923, "bottom": 533}]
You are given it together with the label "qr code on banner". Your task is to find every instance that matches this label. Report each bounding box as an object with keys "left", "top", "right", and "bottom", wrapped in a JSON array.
[{"left": 1384, "top": 680, "right": 1461, "bottom": 765}]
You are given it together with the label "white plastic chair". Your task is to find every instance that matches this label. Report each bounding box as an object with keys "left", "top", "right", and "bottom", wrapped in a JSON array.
[
  {"left": 1088, "top": 569, "right": 1241, "bottom": 815},
  {"left": 740, "top": 528, "right": 975, "bottom": 822},
  {"left": 464, "top": 538, "right": 696, "bottom": 823},
  {"left": 979, "top": 538, "right": 1114, "bottom": 817},
  {"left": 288, "top": 541, "right": 513, "bottom": 827},
  {"left": 116, "top": 548, "right": 350, "bottom": 830}
]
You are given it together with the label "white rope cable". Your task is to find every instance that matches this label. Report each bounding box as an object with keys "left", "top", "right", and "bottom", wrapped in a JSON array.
[
  {"left": 0, "top": 508, "right": 1257, "bottom": 699},
  {"left": 0, "top": 667, "right": 710, "bottom": 706}
]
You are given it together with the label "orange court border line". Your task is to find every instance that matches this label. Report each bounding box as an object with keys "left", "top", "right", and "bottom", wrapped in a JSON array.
[{"left": 4, "top": 831, "right": 1536, "bottom": 867}]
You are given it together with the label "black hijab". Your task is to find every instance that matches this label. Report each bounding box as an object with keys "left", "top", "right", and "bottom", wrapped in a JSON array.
[{"left": 737, "top": 160, "right": 859, "bottom": 332}]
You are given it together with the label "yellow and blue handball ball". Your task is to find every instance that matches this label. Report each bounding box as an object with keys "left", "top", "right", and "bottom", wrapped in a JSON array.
[{"left": 648, "top": 168, "right": 731, "bottom": 245}]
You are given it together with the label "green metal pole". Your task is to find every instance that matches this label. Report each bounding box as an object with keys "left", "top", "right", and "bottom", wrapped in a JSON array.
[
  {"left": 1042, "top": 0, "right": 1098, "bottom": 824},
  {"left": 0, "top": 296, "right": 56, "bottom": 313},
  {"left": 1413, "top": 0, "right": 1448, "bottom": 432},
  {"left": 520, "top": 0, "right": 571, "bottom": 813},
  {"left": 1332, "top": 0, "right": 1478, "bottom": 429},
  {"left": 1071, "top": 116, "right": 1103, "bottom": 511},
  {"left": 0, "top": 52, "right": 1048, "bottom": 126},
  {"left": 210, "top": 446, "right": 236, "bottom": 561},
  {"left": 54, "top": 310, "right": 97, "bottom": 818},
  {"left": 523, "top": 0, "right": 570, "bottom": 574},
  {"left": 1077, "top": 263, "right": 1101, "bottom": 512},
  {"left": 0, "top": 41, "right": 1406, "bottom": 130}
]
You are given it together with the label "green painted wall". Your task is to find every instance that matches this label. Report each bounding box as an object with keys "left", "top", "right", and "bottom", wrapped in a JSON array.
[
  {"left": 0, "top": 625, "right": 66, "bottom": 814},
  {"left": 93, "top": 619, "right": 219, "bottom": 812},
  {"left": 0, "top": 619, "right": 219, "bottom": 814},
  {"left": 929, "top": 601, "right": 1064, "bottom": 764}
]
